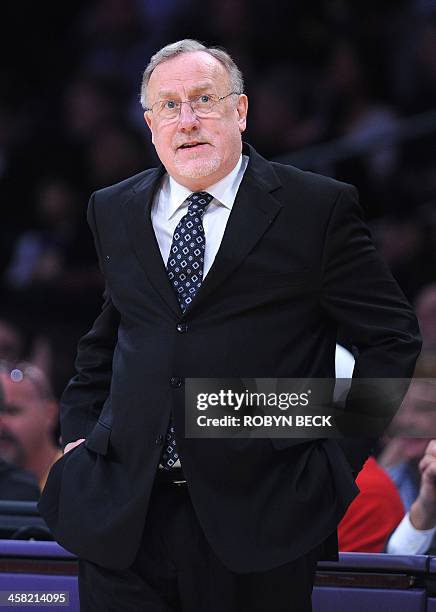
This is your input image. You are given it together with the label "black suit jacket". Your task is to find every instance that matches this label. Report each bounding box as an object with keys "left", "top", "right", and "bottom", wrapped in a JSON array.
[{"left": 38, "top": 143, "right": 421, "bottom": 572}]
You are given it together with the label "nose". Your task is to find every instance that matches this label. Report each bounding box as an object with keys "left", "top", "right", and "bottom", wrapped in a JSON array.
[{"left": 178, "top": 101, "right": 200, "bottom": 130}]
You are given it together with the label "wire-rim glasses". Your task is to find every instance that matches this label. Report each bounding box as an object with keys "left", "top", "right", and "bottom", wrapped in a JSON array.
[{"left": 144, "top": 92, "right": 241, "bottom": 120}]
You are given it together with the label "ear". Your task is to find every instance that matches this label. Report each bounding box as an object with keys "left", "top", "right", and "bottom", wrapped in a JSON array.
[
  {"left": 236, "top": 94, "right": 248, "bottom": 134},
  {"left": 144, "top": 111, "right": 155, "bottom": 144},
  {"left": 144, "top": 111, "right": 152, "bottom": 130}
]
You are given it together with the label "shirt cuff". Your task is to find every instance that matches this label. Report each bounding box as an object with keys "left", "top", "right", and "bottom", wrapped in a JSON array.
[{"left": 386, "top": 511, "right": 436, "bottom": 555}]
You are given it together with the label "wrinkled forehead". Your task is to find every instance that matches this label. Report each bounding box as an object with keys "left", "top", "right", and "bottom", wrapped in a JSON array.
[{"left": 148, "top": 51, "right": 230, "bottom": 100}]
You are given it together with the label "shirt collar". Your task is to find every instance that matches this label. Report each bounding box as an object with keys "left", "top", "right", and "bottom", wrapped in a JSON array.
[{"left": 163, "top": 154, "right": 245, "bottom": 221}]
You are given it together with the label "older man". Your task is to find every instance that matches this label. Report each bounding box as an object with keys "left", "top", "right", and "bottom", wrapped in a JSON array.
[{"left": 38, "top": 40, "right": 421, "bottom": 611}]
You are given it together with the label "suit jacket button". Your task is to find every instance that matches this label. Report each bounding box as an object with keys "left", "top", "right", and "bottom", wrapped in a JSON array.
[
  {"left": 176, "top": 323, "right": 188, "bottom": 333},
  {"left": 170, "top": 377, "right": 183, "bottom": 388},
  {"left": 155, "top": 434, "right": 164, "bottom": 445}
]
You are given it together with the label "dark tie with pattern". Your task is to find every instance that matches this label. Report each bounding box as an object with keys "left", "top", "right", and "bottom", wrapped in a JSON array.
[{"left": 160, "top": 191, "right": 214, "bottom": 469}]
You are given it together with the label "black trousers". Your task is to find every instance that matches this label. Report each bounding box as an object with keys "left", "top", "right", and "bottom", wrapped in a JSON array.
[{"left": 78, "top": 477, "right": 323, "bottom": 612}]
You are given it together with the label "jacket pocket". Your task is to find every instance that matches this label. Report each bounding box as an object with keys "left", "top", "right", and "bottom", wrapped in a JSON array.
[
  {"left": 37, "top": 443, "right": 84, "bottom": 528},
  {"left": 84, "top": 420, "right": 111, "bottom": 455}
]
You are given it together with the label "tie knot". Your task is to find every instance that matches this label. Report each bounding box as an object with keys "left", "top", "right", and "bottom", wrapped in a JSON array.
[{"left": 186, "top": 191, "right": 213, "bottom": 215}]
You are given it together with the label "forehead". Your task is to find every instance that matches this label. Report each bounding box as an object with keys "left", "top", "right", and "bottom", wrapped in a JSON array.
[
  {"left": 0, "top": 373, "right": 40, "bottom": 408},
  {"left": 148, "top": 51, "right": 229, "bottom": 97},
  {"left": 403, "top": 380, "right": 436, "bottom": 414}
]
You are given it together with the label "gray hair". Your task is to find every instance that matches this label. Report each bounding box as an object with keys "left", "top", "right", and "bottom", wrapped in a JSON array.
[{"left": 140, "top": 39, "right": 244, "bottom": 110}]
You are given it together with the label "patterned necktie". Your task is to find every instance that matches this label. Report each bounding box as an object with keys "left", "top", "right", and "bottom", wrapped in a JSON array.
[
  {"left": 160, "top": 191, "right": 214, "bottom": 469},
  {"left": 166, "top": 191, "right": 214, "bottom": 312}
]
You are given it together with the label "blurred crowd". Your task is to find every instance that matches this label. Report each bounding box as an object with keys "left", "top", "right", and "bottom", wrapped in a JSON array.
[{"left": 0, "top": 0, "right": 436, "bottom": 553}]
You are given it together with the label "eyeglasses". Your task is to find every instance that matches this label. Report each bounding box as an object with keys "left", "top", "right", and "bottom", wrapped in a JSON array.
[{"left": 144, "top": 92, "right": 240, "bottom": 121}]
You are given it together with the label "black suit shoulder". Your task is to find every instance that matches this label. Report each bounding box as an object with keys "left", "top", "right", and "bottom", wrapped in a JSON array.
[
  {"left": 266, "top": 160, "right": 363, "bottom": 234},
  {"left": 86, "top": 166, "right": 163, "bottom": 251},
  {"left": 271, "top": 160, "right": 357, "bottom": 202},
  {"left": 94, "top": 167, "right": 160, "bottom": 202}
]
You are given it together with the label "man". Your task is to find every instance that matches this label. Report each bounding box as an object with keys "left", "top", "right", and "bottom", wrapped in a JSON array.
[
  {"left": 337, "top": 365, "right": 436, "bottom": 555},
  {"left": 0, "top": 376, "right": 40, "bottom": 501},
  {"left": 335, "top": 438, "right": 436, "bottom": 555},
  {"left": 0, "top": 362, "right": 62, "bottom": 491},
  {"left": 38, "top": 40, "right": 421, "bottom": 611},
  {"left": 386, "top": 438, "right": 436, "bottom": 554},
  {"left": 380, "top": 372, "right": 436, "bottom": 554},
  {"left": 337, "top": 454, "right": 405, "bottom": 552}
]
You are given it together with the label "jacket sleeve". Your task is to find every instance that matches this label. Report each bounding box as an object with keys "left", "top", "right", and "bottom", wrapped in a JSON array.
[
  {"left": 59, "top": 192, "right": 120, "bottom": 448},
  {"left": 320, "top": 186, "right": 422, "bottom": 475}
]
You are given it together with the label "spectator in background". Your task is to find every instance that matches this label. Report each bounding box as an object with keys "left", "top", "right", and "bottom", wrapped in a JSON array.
[
  {"left": 379, "top": 374, "right": 436, "bottom": 508},
  {"left": 335, "top": 344, "right": 406, "bottom": 553},
  {"left": 0, "top": 362, "right": 61, "bottom": 491},
  {"left": 0, "top": 376, "right": 40, "bottom": 501},
  {"left": 0, "top": 315, "right": 58, "bottom": 400},
  {"left": 386, "top": 438, "right": 436, "bottom": 555},
  {"left": 335, "top": 344, "right": 436, "bottom": 554},
  {"left": 379, "top": 367, "right": 436, "bottom": 554},
  {"left": 338, "top": 455, "right": 405, "bottom": 553}
]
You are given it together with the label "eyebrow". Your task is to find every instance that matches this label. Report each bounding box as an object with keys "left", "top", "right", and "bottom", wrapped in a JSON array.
[{"left": 156, "top": 83, "right": 215, "bottom": 99}]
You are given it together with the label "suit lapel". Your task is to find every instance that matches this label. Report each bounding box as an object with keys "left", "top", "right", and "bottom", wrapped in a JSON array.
[
  {"left": 122, "top": 144, "right": 283, "bottom": 318},
  {"left": 123, "top": 166, "right": 182, "bottom": 317},
  {"left": 185, "top": 145, "right": 283, "bottom": 314}
]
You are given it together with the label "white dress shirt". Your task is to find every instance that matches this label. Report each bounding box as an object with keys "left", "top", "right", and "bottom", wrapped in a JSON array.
[
  {"left": 151, "top": 154, "right": 249, "bottom": 277},
  {"left": 152, "top": 154, "right": 249, "bottom": 469},
  {"left": 386, "top": 511, "right": 436, "bottom": 555}
]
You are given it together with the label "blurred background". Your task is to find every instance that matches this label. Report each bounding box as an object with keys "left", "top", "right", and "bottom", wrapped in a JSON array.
[{"left": 1, "top": 0, "right": 436, "bottom": 396}]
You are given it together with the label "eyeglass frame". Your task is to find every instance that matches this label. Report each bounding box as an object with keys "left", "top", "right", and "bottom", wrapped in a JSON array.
[{"left": 143, "top": 91, "right": 242, "bottom": 119}]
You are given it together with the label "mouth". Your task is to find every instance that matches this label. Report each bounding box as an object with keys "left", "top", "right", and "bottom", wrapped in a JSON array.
[{"left": 177, "top": 142, "right": 209, "bottom": 151}]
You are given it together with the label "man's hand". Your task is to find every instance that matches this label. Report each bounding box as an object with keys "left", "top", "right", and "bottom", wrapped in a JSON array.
[
  {"left": 409, "top": 439, "right": 436, "bottom": 530},
  {"left": 63, "top": 438, "right": 85, "bottom": 454}
]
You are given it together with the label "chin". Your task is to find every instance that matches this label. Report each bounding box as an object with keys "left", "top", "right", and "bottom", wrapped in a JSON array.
[{"left": 174, "top": 156, "right": 221, "bottom": 179}]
